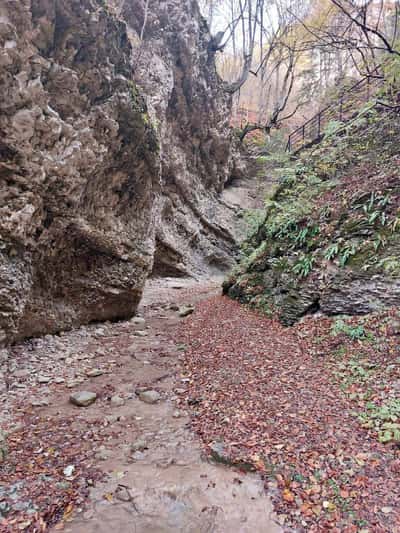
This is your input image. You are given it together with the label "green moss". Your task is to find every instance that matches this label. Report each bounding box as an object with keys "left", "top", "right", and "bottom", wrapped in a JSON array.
[{"left": 224, "top": 107, "right": 400, "bottom": 323}]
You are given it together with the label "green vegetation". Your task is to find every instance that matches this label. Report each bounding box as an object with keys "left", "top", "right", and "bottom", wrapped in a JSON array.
[
  {"left": 358, "top": 399, "right": 400, "bottom": 443},
  {"left": 331, "top": 319, "right": 368, "bottom": 341},
  {"left": 241, "top": 209, "right": 265, "bottom": 240},
  {"left": 224, "top": 96, "right": 400, "bottom": 324}
]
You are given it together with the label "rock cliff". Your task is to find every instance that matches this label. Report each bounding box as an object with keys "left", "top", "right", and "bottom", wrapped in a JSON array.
[{"left": 0, "top": 0, "right": 238, "bottom": 344}]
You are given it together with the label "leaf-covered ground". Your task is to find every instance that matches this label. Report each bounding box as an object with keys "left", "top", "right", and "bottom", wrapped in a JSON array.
[{"left": 176, "top": 296, "right": 400, "bottom": 532}]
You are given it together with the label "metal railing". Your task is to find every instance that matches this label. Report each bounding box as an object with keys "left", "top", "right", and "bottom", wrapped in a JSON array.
[{"left": 286, "top": 68, "right": 384, "bottom": 153}]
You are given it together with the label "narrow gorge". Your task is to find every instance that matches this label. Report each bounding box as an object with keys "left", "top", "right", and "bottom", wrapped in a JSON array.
[{"left": 1, "top": 1, "right": 400, "bottom": 532}]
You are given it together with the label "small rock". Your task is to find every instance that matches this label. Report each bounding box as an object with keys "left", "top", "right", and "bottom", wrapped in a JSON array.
[
  {"left": 381, "top": 506, "right": 393, "bottom": 514},
  {"left": 70, "top": 391, "right": 97, "bottom": 407},
  {"left": 31, "top": 399, "right": 49, "bottom": 407},
  {"left": 56, "top": 481, "right": 71, "bottom": 490},
  {"left": 138, "top": 390, "right": 160, "bottom": 404},
  {"left": 86, "top": 368, "right": 104, "bottom": 378},
  {"left": 0, "top": 350, "right": 9, "bottom": 364},
  {"left": 104, "top": 415, "right": 120, "bottom": 424},
  {"left": 63, "top": 465, "right": 75, "bottom": 477},
  {"left": 0, "top": 430, "right": 8, "bottom": 463},
  {"left": 131, "top": 451, "right": 145, "bottom": 461},
  {"left": 209, "top": 441, "right": 230, "bottom": 465},
  {"left": 133, "top": 331, "right": 148, "bottom": 337},
  {"left": 173, "top": 410, "right": 181, "bottom": 418},
  {"left": 37, "top": 375, "right": 51, "bottom": 384},
  {"left": 95, "top": 446, "right": 111, "bottom": 461},
  {"left": 55, "top": 377, "right": 65, "bottom": 384},
  {"left": 131, "top": 317, "right": 146, "bottom": 326},
  {"left": 13, "top": 369, "right": 30, "bottom": 379},
  {"left": 178, "top": 306, "right": 194, "bottom": 318},
  {"left": 0, "top": 501, "right": 11, "bottom": 517},
  {"left": 110, "top": 395, "right": 125, "bottom": 407},
  {"left": 388, "top": 318, "right": 400, "bottom": 336},
  {"left": 130, "top": 439, "right": 148, "bottom": 453}
]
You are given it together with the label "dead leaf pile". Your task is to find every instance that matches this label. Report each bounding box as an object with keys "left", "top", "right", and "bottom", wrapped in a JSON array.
[
  {"left": 175, "top": 295, "right": 400, "bottom": 532},
  {"left": 0, "top": 411, "right": 104, "bottom": 532}
]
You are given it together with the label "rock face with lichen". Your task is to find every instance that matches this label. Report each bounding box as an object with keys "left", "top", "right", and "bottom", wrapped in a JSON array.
[{"left": 0, "top": 0, "right": 238, "bottom": 344}]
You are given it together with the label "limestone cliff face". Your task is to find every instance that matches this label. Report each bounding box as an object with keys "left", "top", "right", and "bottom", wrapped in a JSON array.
[
  {"left": 114, "top": 0, "right": 239, "bottom": 277},
  {"left": 0, "top": 0, "right": 237, "bottom": 344}
]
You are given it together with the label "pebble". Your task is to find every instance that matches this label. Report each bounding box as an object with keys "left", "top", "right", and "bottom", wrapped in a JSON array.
[
  {"left": 110, "top": 395, "right": 125, "bottom": 407},
  {"left": 133, "top": 331, "right": 148, "bottom": 337},
  {"left": 104, "top": 414, "right": 120, "bottom": 424},
  {"left": 13, "top": 369, "right": 30, "bottom": 379},
  {"left": 130, "top": 439, "right": 148, "bottom": 452},
  {"left": 55, "top": 377, "right": 65, "bottom": 384},
  {"left": 56, "top": 481, "right": 71, "bottom": 490},
  {"left": 209, "top": 441, "right": 230, "bottom": 465},
  {"left": 95, "top": 446, "right": 111, "bottom": 461},
  {"left": 131, "top": 317, "right": 146, "bottom": 326},
  {"left": 131, "top": 451, "right": 145, "bottom": 461},
  {"left": 178, "top": 306, "right": 194, "bottom": 318},
  {"left": 70, "top": 391, "right": 97, "bottom": 407},
  {"left": 138, "top": 390, "right": 160, "bottom": 404},
  {"left": 0, "top": 430, "right": 8, "bottom": 463},
  {"left": 37, "top": 375, "right": 51, "bottom": 384},
  {"left": 31, "top": 399, "right": 49, "bottom": 407},
  {"left": 63, "top": 465, "right": 75, "bottom": 477},
  {"left": 86, "top": 368, "right": 104, "bottom": 378}
]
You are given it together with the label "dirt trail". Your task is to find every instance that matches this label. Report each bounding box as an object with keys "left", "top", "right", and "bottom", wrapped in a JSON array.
[
  {"left": 62, "top": 278, "right": 280, "bottom": 533},
  {"left": 0, "top": 278, "right": 280, "bottom": 532}
]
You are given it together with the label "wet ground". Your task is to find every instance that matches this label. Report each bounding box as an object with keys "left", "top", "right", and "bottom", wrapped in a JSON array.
[{"left": 0, "top": 278, "right": 280, "bottom": 532}]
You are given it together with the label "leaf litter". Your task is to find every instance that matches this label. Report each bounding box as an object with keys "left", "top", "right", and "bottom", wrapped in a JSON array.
[{"left": 175, "top": 295, "right": 400, "bottom": 532}]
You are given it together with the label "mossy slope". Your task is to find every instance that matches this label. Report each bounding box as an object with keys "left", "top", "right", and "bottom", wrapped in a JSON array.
[{"left": 224, "top": 107, "right": 400, "bottom": 324}]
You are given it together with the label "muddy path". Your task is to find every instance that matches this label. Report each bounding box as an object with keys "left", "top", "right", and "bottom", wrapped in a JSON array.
[{"left": 0, "top": 278, "right": 280, "bottom": 532}]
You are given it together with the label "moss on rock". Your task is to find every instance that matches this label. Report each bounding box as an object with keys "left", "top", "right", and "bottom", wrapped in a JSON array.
[{"left": 225, "top": 108, "right": 400, "bottom": 324}]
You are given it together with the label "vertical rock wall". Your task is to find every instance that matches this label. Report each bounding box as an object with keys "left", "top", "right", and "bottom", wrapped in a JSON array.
[
  {"left": 115, "top": 0, "right": 239, "bottom": 277},
  {"left": 0, "top": 0, "right": 238, "bottom": 344}
]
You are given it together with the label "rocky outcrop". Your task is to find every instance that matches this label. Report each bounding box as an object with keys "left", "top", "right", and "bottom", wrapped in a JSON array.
[
  {"left": 115, "top": 0, "right": 240, "bottom": 277},
  {"left": 224, "top": 108, "right": 400, "bottom": 324},
  {"left": 0, "top": 0, "right": 238, "bottom": 344}
]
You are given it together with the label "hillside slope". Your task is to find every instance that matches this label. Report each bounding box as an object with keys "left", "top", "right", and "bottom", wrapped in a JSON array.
[{"left": 224, "top": 106, "right": 400, "bottom": 324}]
